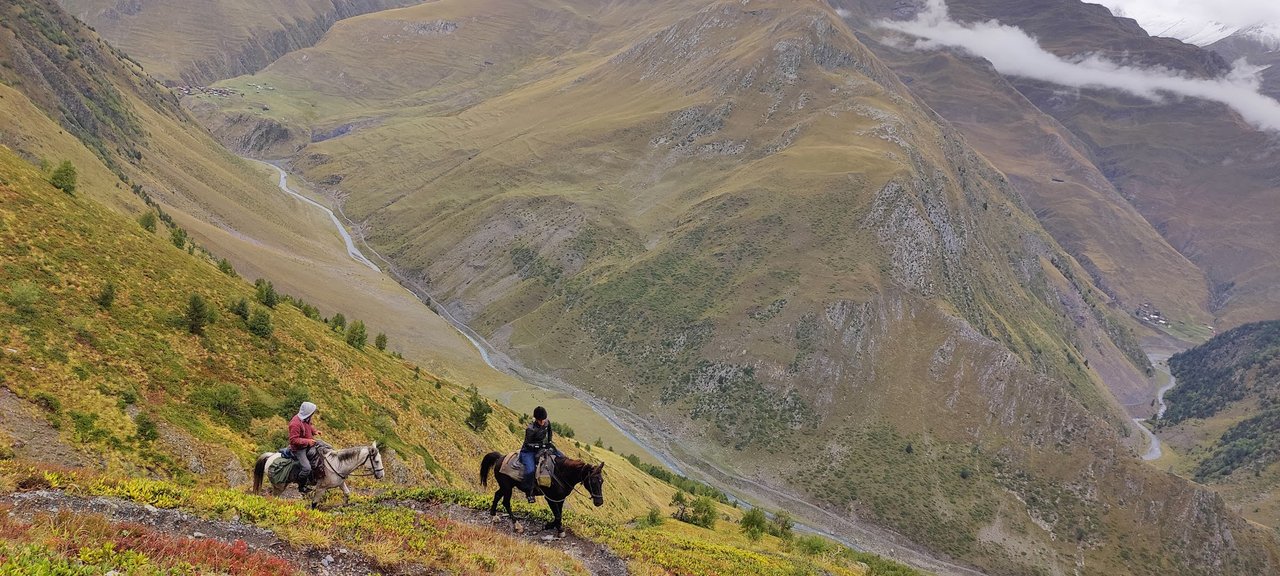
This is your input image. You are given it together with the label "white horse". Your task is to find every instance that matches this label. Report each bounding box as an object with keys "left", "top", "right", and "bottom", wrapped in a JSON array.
[{"left": 252, "top": 442, "right": 385, "bottom": 508}]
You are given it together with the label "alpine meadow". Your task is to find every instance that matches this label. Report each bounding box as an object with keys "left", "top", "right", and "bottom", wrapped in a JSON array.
[{"left": 3, "top": 0, "right": 1280, "bottom": 575}]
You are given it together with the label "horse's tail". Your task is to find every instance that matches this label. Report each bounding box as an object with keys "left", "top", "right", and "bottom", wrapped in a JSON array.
[
  {"left": 481, "top": 452, "right": 502, "bottom": 487},
  {"left": 252, "top": 453, "right": 270, "bottom": 493}
]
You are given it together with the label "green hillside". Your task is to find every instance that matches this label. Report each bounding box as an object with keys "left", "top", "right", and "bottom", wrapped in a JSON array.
[
  {"left": 0, "top": 144, "right": 912, "bottom": 575},
  {"left": 1155, "top": 321, "right": 1280, "bottom": 528},
  {"left": 186, "top": 0, "right": 1280, "bottom": 573}
]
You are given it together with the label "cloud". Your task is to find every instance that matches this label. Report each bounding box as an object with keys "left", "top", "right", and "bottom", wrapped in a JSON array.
[
  {"left": 1097, "top": 0, "right": 1280, "bottom": 31},
  {"left": 879, "top": 0, "right": 1280, "bottom": 132}
]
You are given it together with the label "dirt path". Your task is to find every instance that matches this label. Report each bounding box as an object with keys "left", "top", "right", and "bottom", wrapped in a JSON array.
[
  {"left": 2, "top": 490, "right": 389, "bottom": 576},
  {"left": 382, "top": 498, "right": 628, "bottom": 576},
  {"left": 3, "top": 489, "right": 626, "bottom": 576}
]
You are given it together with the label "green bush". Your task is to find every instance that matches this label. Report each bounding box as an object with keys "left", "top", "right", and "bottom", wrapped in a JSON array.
[
  {"left": 345, "top": 320, "right": 368, "bottom": 349},
  {"left": 170, "top": 226, "right": 187, "bottom": 250},
  {"left": 134, "top": 413, "right": 159, "bottom": 443},
  {"left": 33, "top": 392, "right": 61, "bottom": 414},
  {"left": 138, "top": 211, "right": 157, "bottom": 233},
  {"left": 49, "top": 160, "right": 76, "bottom": 194},
  {"left": 740, "top": 508, "right": 767, "bottom": 541},
  {"left": 330, "top": 312, "right": 346, "bottom": 331},
  {"left": 375, "top": 332, "right": 388, "bottom": 351},
  {"left": 4, "top": 281, "right": 41, "bottom": 314},
  {"left": 217, "top": 258, "right": 236, "bottom": 277},
  {"left": 190, "top": 383, "right": 249, "bottom": 431}
]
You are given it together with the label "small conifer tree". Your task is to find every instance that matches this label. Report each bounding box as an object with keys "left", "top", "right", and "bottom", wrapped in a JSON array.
[
  {"left": 375, "top": 332, "right": 388, "bottom": 351},
  {"left": 231, "top": 297, "right": 250, "bottom": 320},
  {"left": 96, "top": 281, "right": 116, "bottom": 310},
  {"left": 247, "top": 308, "right": 273, "bottom": 338},
  {"left": 464, "top": 386, "right": 493, "bottom": 431},
  {"left": 186, "top": 294, "right": 213, "bottom": 334}
]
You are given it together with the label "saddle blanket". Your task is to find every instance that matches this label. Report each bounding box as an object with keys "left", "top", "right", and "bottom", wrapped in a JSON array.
[{"left": 499, "top": 452, "right": 524, "bottom": 479}]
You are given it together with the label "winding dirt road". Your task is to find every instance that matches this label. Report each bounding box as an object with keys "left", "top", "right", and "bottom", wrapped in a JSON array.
[{"left": 259, "top": 161, "right": 989, "bottom": 576}]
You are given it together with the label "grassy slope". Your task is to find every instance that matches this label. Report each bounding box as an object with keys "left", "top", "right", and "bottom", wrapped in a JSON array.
[
  {"left": 2, "top": 0, "right": 655, "bottom": 460},
  {"left": 58, "top": 0, "right": 422, "bottom": 84},
  {"left": 0, "top": 145, "right": 897, "bottom": 575},
  {"left": 1157, "top": 322, "right": 1280, "bottom": 528},
  {"left": 190, "top": 0, "right": 1280, "bottom": 574}
]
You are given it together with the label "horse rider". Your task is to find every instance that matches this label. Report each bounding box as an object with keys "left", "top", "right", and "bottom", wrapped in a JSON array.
[
  {"left": 289, "top": 401, "right": 329, "bottom": 493},
  {"left": 520, "top": 406, "right": 564, "bottom": 502}
]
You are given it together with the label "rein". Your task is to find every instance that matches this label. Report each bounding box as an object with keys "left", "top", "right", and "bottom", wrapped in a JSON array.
[{"left": 541, "top": 463, "right": 602, "bottom": 503}]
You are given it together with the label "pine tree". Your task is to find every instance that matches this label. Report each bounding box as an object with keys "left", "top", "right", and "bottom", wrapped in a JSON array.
[
  {"left": 254, "top": 279, "right": 278, "bottom": 308},
  {"left": 690, "top": 496, "right": 717, "bottom": 529},
  {"left": 170, "top": 226, "right": 187, "bottom": 250},
  {"left": 185, "top": 294, "right": 213, "bottom": 334},
  {"left": 464, "top": 386, "right": 492, "bottom": 431},
  {"left": 330, "top": 312, "right": 346, "bottom": 332},
  {"left": 49, "top": 161, "right": 77, "bottom": 195},
  {"left": 231, "top": 297, "right": 250, "bottom": 320},
  {"left": 345, "top": 320, "right": 367, "bottom": 349},
  {"left": 217, "top": 258, "right": 236, "bottom": 277},
  {"left": 95, "top": 281, "right": 116, "bottom": 310},
  {"left": 375, "top": 332, "right": 388, "bottom": 351},
  {"left": 247, "top": 308, "right": 273, "bottom": 338}
]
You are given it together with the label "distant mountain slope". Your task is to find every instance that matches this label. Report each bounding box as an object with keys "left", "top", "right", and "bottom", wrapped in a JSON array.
[
  {"left": 189, "top": 0, "right": 1280, "bottom": 573},
  {"left": 1156, "top": 321, "right": 1280, "bottom": 529},
  {"left": 58, "top": 0, "right": 421, "bottom": 85},
  {"left": 842, "top": 0, "right": 1280, "bottom": 332}
]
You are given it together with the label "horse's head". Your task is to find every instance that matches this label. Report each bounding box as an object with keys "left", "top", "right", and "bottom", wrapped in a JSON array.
[
  {"left": 586, "top": 462, "right": 605, "bottom": 507},
  {"left": 370, "top": 442, "right": 385, "bottom": 480}
]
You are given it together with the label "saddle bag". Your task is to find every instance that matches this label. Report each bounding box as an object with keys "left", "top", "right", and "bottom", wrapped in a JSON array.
[{"left": 536, "top": 450, "right": 555, "bottom": 488}]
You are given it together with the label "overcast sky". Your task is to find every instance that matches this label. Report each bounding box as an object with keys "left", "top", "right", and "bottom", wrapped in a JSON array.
[
  {"left": 1095, "top": 0, "right": 1280, "bottom": 30},
  {"left": 879, "top": 0, "right": 1280, "bottom": 132}
]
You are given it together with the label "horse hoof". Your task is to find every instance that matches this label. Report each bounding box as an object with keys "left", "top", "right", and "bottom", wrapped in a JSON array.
[{"left": 514, "top": 522, "right": 524, "bottom": 534}]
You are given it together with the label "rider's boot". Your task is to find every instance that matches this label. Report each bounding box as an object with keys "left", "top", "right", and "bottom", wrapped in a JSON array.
[
  {"left": 296, "top": 470, "right": 312, "bottom": 494},
  {"left": 522, "top": 476, "right": 537, "bottom": 503}
]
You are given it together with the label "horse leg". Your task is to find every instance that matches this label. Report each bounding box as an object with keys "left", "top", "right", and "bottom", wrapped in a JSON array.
[
  {"left": 340, "top": 482, "right": 351, "bottom": 506},
  {"left": 490, "top": 488, "right": 503, "bottom": 521},
  {"left": 503, "top": 485, "right": 521, "bottom": 533},
  {"left": 310, "top": 486, "right": 326, "bottom": 510},
  {"left": 552, "top": 501, "right": 565, "bottom": 537}
]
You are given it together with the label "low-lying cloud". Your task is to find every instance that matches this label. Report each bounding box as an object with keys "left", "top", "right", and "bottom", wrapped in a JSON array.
[{"left": 878, "top": 0, "right": 1280, "bottom": 132}]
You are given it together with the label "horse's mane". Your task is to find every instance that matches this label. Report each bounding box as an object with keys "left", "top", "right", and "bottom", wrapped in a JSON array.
[{"left": 334, "top": 444, "right": 372, "bottom": 464}]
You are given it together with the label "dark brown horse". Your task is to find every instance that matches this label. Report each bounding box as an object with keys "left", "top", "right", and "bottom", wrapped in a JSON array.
[{"left": 480, "top": 452, "right": 604, "bottom": 537}]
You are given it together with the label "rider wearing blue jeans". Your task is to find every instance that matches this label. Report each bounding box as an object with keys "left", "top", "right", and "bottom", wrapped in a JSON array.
[{"left": 520, "top": 406, "right": 563, "bottom": 502}]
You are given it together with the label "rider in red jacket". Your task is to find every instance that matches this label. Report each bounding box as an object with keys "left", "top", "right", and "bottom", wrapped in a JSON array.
[{"left": 289, "top": 401, "right": 323, "bottom": 492}]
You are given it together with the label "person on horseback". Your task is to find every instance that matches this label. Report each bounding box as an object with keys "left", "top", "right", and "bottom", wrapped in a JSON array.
[
  {"left": 520, "top": 406, "right": 563, "bottom": 502},
  {"left": 289, "top": 401, "right": 328, "bottom": 493}
]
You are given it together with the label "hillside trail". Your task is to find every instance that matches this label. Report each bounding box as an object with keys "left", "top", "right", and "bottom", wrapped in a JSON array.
[
  {"left": 256, "top": 159, "right": 990, "bottom": 576},
  {"left": 1, "top": 488, "right": 627, "bottom": 575}
]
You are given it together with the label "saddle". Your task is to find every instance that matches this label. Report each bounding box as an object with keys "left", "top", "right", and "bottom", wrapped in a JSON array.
[
  {"left": 498, "top": 450, "right": 556, "bottom": 487},
  {"left": 271, "top": 448, "right": 327, "bottom": 483}
]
